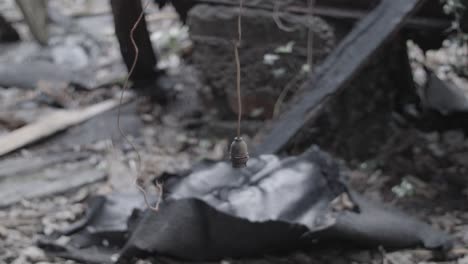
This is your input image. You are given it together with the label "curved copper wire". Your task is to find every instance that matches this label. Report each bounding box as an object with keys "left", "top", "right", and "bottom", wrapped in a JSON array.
[{"left": 117, "top": 0, "right": 162, "bottom": 212}]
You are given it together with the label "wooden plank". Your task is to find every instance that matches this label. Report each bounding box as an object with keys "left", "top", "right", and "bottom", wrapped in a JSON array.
[
  {"left": 15, "top": 0, "right": 48, "bottom": 45},
  {"left": 254, "top": 0, "right": 425, "bottom": 155},
  {"left": 0, "top": 99, "right": 121, "bottom": 157}
]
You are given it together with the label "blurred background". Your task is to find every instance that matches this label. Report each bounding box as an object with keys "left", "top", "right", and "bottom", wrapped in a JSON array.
[{"left": 0, "top": 0, "right": 468, "bottom": 263}]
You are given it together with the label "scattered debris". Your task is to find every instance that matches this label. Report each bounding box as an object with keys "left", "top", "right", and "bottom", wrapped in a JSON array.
[
  {"left": 40, "top": 147, "right": 451, "bottom": 263},
  {"left": 0, "top": 151, "right": 86, "bottom": 178},
  {"left": 0, "top": 158, "right": 106, "bottom": 207}
]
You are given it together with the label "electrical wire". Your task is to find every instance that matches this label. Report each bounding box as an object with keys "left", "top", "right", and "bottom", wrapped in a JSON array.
[
  {"left": 117, "top": 0, "right": 162, "bottom": 212},
  {"left": 234, "top": 0, "right": 244, "bottom": 137},
  {"left": 273, "top": 0, "right": 316, "bottom": 117}
]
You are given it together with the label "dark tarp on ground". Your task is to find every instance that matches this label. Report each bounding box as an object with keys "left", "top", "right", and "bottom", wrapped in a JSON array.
[{"left": 39, "top": 146, "right": 451, "bottom": 264}]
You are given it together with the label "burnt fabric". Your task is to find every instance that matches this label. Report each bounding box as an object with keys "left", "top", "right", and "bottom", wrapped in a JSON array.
[{"left": 40, "top": 146, "right": 451, "bottom": 264}]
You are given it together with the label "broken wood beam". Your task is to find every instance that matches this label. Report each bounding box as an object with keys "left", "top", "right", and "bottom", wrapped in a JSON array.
[
  {"left": 0, "top": 99, "right": 121, "bottom": 157},
  {"left": 253, "top": 0, "right": 426, "bottom": 155}
]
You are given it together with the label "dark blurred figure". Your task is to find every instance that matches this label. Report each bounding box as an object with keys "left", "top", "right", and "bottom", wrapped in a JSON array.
[
  {"left": 110, "top": 0, "right": 195, "bottom": 103},
  {"left": 0, "top": 14, "right": 20, "bottom": 43}
]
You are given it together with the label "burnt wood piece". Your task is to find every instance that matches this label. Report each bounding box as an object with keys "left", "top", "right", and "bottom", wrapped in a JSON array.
[
  {"left": 253, "top": 0, "right": 426, "bottom": 155},
  {"left": 110, "top": 0, "right": 158, "bottom": 83},
  {"left": 0, "top": 14, "right": 20, "bottom": 42}
]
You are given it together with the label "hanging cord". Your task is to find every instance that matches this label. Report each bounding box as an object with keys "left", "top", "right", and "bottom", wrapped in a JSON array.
[
  {"left": 306, "top": 0, "right": 315, "bottom": 70},
  {"left": 273, "top": 0, "right": 300, "bottom": 32},
  {"left": 273, "top": 0, "right": 315, "bottom": 117},
  {"left": 273, "top": 71, "right": 304, "bottom": 117},
  {"left": 229, "top": 0, "right": 249, "bottom": 169},
  {"left": 117, "top": 0, "right": 162, "bottom": 212},
  {"left": 234, "top": 45, "right": 241, "bottom": 136},
  {"left": 234, "top": 0, "right": 243, "bottom": 137}
]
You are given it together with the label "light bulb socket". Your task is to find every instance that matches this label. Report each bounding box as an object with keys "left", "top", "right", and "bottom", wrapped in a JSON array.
[{"left": 229, "top": 137, "right": 249, "bottom": 168}]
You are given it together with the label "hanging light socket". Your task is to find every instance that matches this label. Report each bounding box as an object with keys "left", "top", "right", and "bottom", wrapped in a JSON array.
[{"left": 229, "top": 137, "right": 249, "bottom": 168}]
